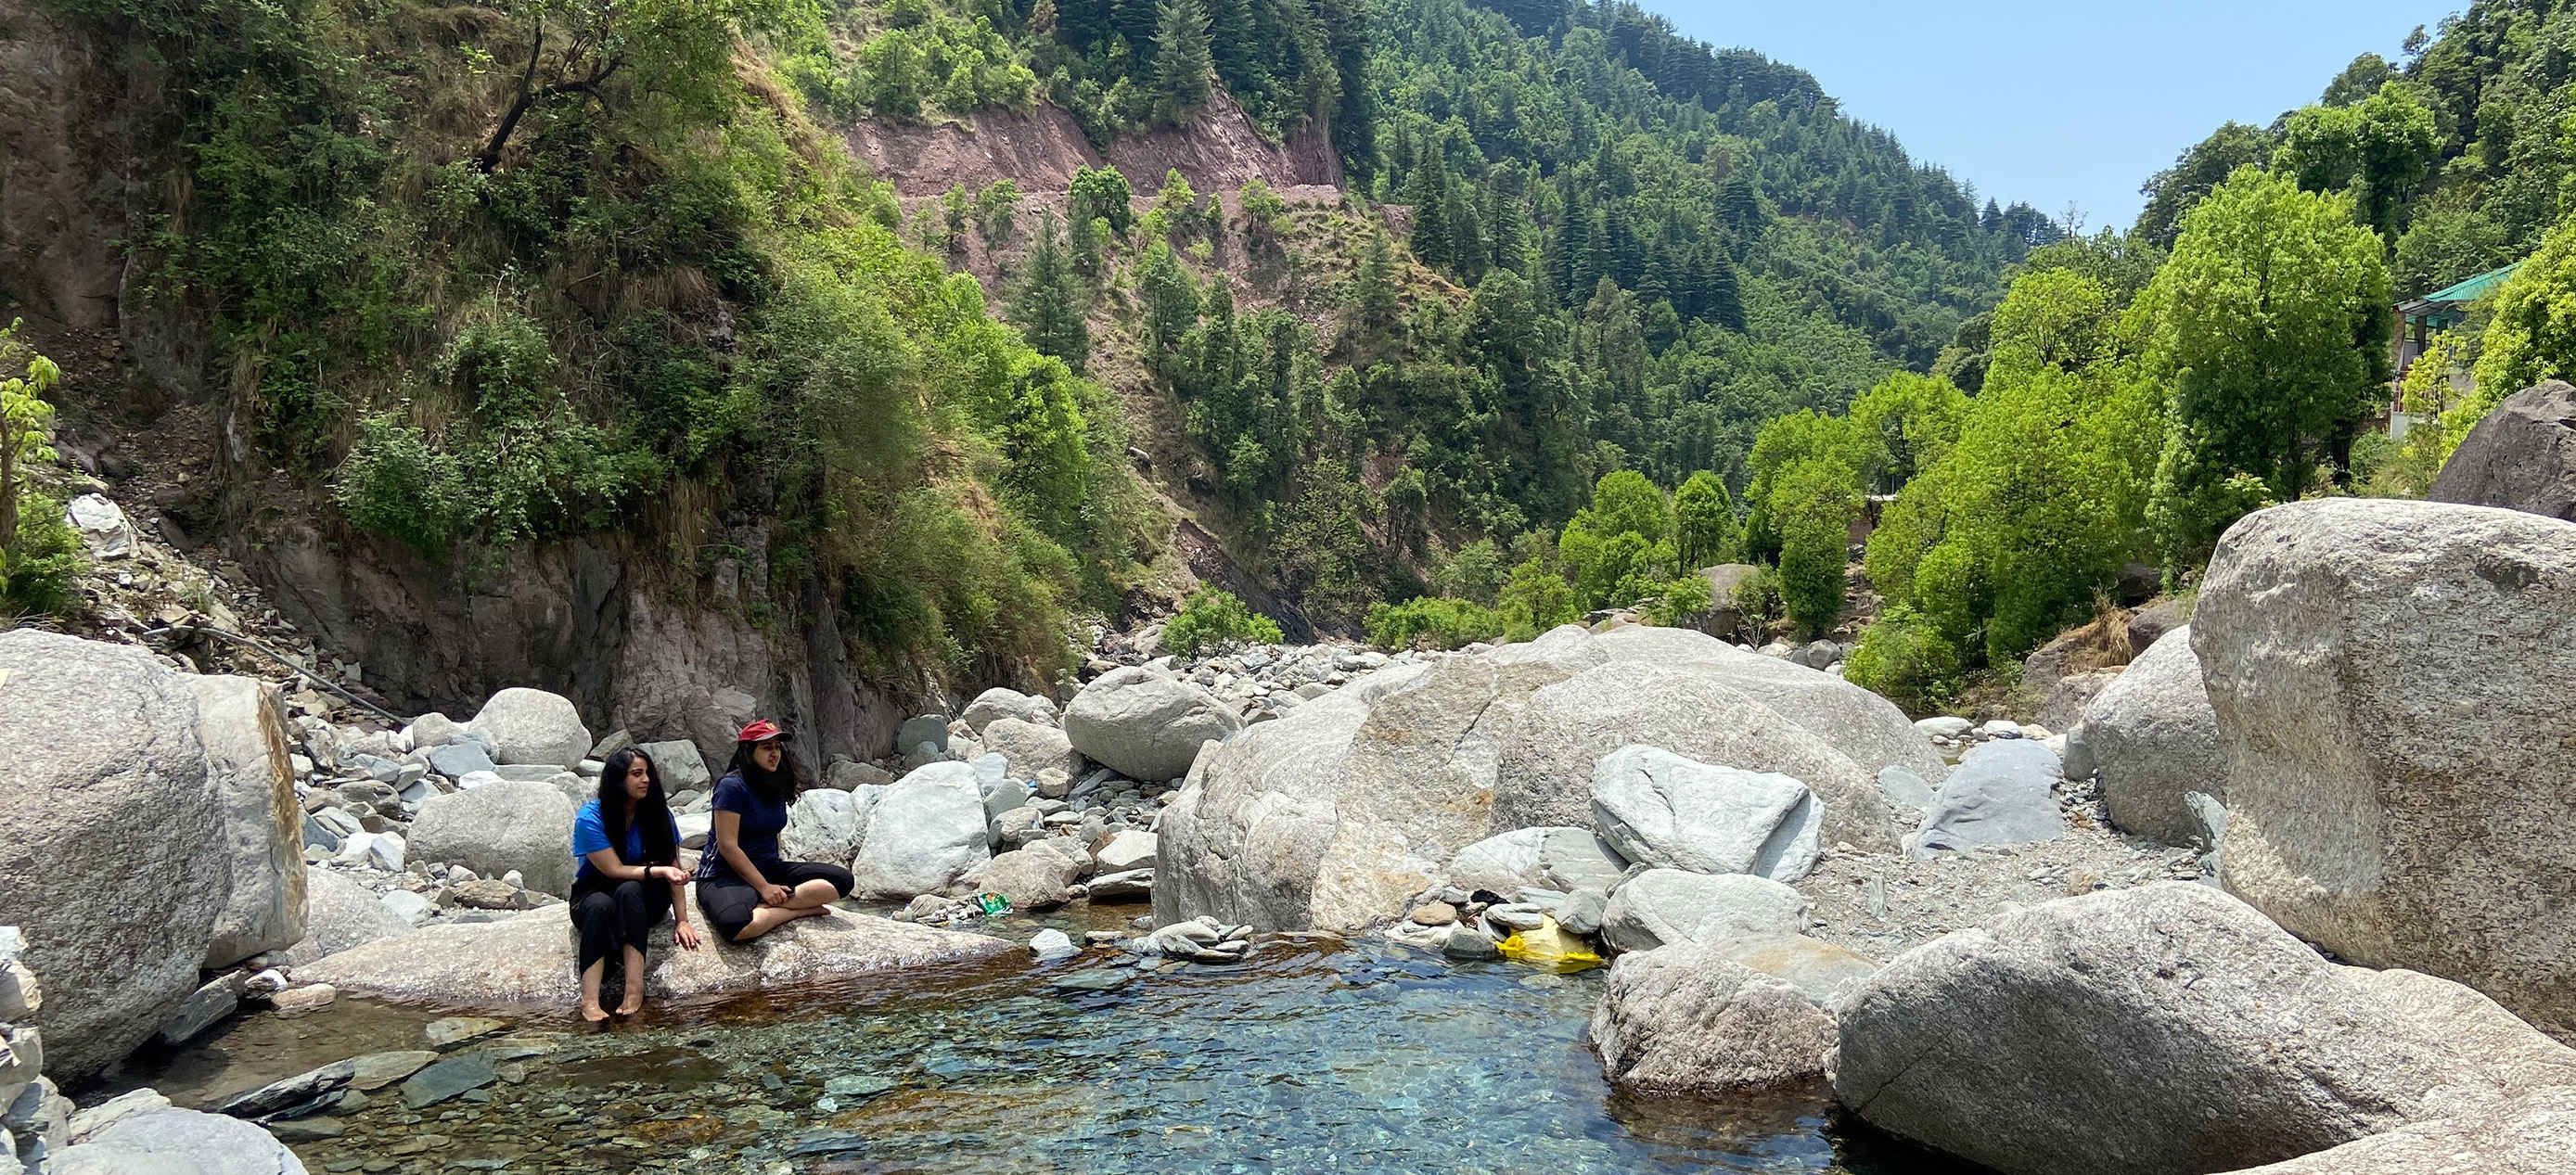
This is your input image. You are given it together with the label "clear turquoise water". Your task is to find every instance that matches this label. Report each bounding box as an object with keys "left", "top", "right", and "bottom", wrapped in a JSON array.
[{"left": 117, "top": 915, "right": 1981, "bottom": 1174}]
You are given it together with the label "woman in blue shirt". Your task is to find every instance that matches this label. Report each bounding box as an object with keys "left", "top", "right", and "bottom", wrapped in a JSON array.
[
  {"left": 695, "top": 720, "right": 853, "bottom": 942},
  {"left": 571, "top": 747, "right": 699, "bottom": 1021}
]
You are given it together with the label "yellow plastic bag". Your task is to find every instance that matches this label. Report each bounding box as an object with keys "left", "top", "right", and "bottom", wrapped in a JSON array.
[{"left": 1496, "top": 914, "right": 1603, "bottom": 974}]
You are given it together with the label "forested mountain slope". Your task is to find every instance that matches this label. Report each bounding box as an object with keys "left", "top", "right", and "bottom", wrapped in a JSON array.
[{"left": 0, "top": 0, "right": 2049, "bottom": 750}]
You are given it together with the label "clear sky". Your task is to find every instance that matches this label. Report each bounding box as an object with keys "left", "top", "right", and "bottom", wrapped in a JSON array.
[{"left": 1649, "top": 0, "right": 2452, "bottom": 231}]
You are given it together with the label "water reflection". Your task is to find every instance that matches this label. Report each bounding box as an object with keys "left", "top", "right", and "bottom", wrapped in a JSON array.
[{"left": 114, "top": 911, "right": 1983, "bottom": 1174}]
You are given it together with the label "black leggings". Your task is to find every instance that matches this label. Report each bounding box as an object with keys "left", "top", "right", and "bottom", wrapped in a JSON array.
[
  {"left": 571, "top": 875, "right": 672, "bottom": 973},
  {"left": 696, "top": 861, "right": 854, "bottom": 942}
]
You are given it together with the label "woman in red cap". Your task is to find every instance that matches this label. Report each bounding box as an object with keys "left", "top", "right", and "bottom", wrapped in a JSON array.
[{"left": 694, "top": 719, "right": 854, "bottom": 942}]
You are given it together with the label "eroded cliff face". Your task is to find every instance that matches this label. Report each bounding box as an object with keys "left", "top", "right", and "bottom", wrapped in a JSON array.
[
  {"left": 228, "top": 515, "right": 907, "bottom": 773},
  {"left": 0, "top": 0, "right": 204, "bottom": 413},
  {"left": 839, "top": 87, "right": 1339, "bottom": 202}
]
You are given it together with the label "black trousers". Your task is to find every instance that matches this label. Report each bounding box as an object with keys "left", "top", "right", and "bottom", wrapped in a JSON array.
[
  {"left": 572, "top": 875, "right": 672, "bottom": 973},
  {"left": 696, "top": 861, "right": 854, "bottom": 942}
]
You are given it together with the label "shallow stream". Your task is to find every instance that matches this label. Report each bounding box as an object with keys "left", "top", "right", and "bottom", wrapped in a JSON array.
[{"left": 110, "top": 904, "right": 1980, "bottom": 1174}]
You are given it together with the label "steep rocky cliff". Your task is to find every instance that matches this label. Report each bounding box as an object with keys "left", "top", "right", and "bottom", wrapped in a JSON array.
[{"left": 0, "top": 0, "right": 1342, "bottom": 764}]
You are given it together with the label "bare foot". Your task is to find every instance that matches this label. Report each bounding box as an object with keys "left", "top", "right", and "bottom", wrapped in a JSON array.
[
  {"left": 614, "top": 992, "right": 645, "bottom": 1017},
  {"left": 581, "top": 1001, "right": 609, "bottom": 1024}
]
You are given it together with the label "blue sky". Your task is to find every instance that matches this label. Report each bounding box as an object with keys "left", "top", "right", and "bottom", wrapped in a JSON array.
[{"left": 1650, "top": 0, "right": 2451, "bottom": 231}]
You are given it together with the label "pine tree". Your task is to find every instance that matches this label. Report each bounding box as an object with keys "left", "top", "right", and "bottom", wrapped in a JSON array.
[
  {"left": 1136, "top": 241, "right": 1199, "bottom": 377},
  {"left": 1152, "top": 0, "right": 1213, "bottom": 123},
  {"left": 1345, "top": 230, "right": 1402, "bottom": 357},
  {"left": 1013, "top": 212, "right": 1091, "bottom": 374},
  {"left": 1406, "top": 151, "right": 1452, "bottom": 271}
]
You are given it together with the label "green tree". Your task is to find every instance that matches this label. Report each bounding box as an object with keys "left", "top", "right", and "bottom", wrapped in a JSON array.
[
  {"left": 1842, "top": 605, "right": 1962, "bottom": 716},
  {"left": 0, "top": 321, "right": 61, "bottom": 561},
  {"left": 2143, "top": 166, "right": 2390, "bottom": 573},
  {"left": 1013, "top": 212, "right": 1092, "bottom": 373},
  {"left": 1773, "top": 459, "right": 1858, "bottom": 636},
  {"left": 974, "top": 178, "right": 1021, "bottom": 247},
  {"left": 1069, "top": 165, "right": 1134, "bottom": 235},
  {"left": 2273, "top": 82, "right": 2440, "bottom": 241},
  {"left": 1497, "top": 552, "right": 1577, "bottom": 636},
  {"left": 1151, "top": 0, "right": 1214, "bottom": 122},
  {"left": 2471, "top": 214, "right": 2576, "bottom": 403},
  {"left": 1851, "top": 371, "right": 1969, "bottom": 486},
  {"left": 1672, "top": 470, "right": 1739, "bottom": 568},
  {"left": 1135, "top": 241, "right": 1199, "bottom": 377},
  {"left": 1163, "top": 587, "right": 1283, "bottom": 656},
  {"left": 2133, "top": 122, "right": 2272, "bottom": 249}
]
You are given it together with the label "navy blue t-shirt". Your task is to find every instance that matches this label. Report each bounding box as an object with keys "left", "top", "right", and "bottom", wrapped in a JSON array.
[{"left": 695, "top": 771, "right": 788, "bottom": 882}]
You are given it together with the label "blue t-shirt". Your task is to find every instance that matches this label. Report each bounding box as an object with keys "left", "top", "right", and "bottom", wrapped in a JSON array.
[
  {"left": 570, "top": 799, "right": 681, "bottom": 882},
  {"left": 694, "top": 772, "right": 789, "bottom": 882}
]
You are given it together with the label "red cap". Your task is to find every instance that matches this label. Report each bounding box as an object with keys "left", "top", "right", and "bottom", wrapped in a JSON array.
[{"left": 737, "top": 719, "right": 787, "bottom": 743}]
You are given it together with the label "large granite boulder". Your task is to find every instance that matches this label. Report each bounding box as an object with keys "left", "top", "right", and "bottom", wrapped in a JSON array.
[
  {"left": 1906, "top": 738, "right": 2065, "bottom": 857},
  {"left": 276, "top": 869, "right": 413, "bottom": 967},
  {"left": 1498, "top": 661, "right": 1895, "bottom": 856},
  {"left": 2216, "top": 1084, "right": 2576, "bottom": 1174},
  {"left": 182, "top": 676, "right": 307, "bottom": 967},
  {"left": 2195, "top": 498, "right": 2576, "bottom": 1036},
  {"left": 1590, "top": 939, "right": 1837, "bottom": 1093},
  {"left": 1064, "top": 667, "right": 1242, "bottom": 781},
  {"left": 980, "top": 718, "right": 1083, "bottom": 783},
  {"left": 1828, "top": 883, "right": 2576, "bottom": 1175},
  {"left": 50, "top": 1090, "right": 307, "bottom": 1175},
  {"left": 0, "top": 632, "right": 225, "bottom": 1081},
  {"left": 2428, "top": 379, "right": 2576, "bottom": 521},
  {"left": 1159, "top": 624, "right": 1928, "bottom": 932},
  {"left": 849, "top": 761, "right": 989, "bottom": 899},
  {"left": 1441, "top": 826, "right": 1628, "bottom": 896},
  {"left": 1597, "top": 869, "right": 1808, "bottom": 953},
  {"left": 1588, "top": 745, "right": 1820, "bottom": 881},
  {"left": 2036, "top": 668, "right": 2121, "bottom": 734},
  {"left": 467, "top": 687, "right": 592, "bottom": 769},
  {"left": 2083, "top": 624, "right": 2222, "bottom": 844},
  {"left": 407, "top": 781, "right": 580, "bottom": 898},
  {"left": 1707, "top": 933, "right": 1879, "bottom": 1004},
  {"left": 299, "top": 900, "right": 1010, "bottom": 1009},
  {"left": 961, "top": 688, "right": 1057, "bottom": 734},
  {"left": 777, "top": 786, "right": 873, "bottom": 868},
  {"left": 1583, "top": 625, "right": 1949, "bottom": 784}
]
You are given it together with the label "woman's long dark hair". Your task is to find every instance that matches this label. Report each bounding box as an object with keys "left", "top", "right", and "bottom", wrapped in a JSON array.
[
  {"left": 726, "top": 740, "right": 798, "bottom": 807},
  {"left": 597, "top": 747, "right": 678, "bottom": 866}
]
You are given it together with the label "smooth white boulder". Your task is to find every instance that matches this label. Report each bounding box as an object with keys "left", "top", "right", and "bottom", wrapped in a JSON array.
[
  {"left": 468, "top": 687, "right": 592, "bottom": 769},
  {"left": 850, "top": 762, "right": 991, "bottom": 899},
  {"left": 1589, "top": 745, "right": 1821, "bottom": 881}
]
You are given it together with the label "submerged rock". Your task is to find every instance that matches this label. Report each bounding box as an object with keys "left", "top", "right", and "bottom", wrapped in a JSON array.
[
  {"left": 1828, "top": 882, "right": 2576, "bottom": 1175},
  {"left": 1590, "top": 943, "right": 1836, "bottom": 1093},
  {"left": 2196, "top": 498, "right": 2576, "bottom": 1037}
]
